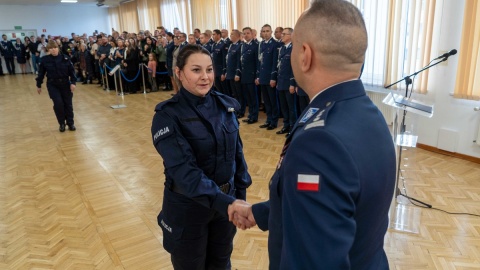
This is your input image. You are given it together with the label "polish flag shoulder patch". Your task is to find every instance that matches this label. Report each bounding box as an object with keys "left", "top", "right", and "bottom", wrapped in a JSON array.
[{"left": 297, "top": 174, "right": 320, "bottom": 191}]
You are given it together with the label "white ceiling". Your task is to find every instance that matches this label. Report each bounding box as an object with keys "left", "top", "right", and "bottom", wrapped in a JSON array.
[{"left": 0, "top": 0, "right": 124, "bottom": 7}]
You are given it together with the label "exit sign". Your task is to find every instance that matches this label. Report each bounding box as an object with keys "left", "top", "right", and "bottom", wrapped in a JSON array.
[{"left": 14, "top": 26, "right": 22, "bottom": 30}]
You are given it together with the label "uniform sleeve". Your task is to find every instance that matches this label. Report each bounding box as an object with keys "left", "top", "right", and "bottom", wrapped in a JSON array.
[
  {"left": 271, "top": 43, "right": 280, "bottom": 81},
  {"left": 36, "top": 57, "right": 47, "bottom": 88},
  {"left": 251, "top": 201, "right": 270, "bottom": 231},
  {"left": 281, "top": 129, "right": 360, "bottom": 268},
  {"left": 235, "top": 45, "right": 242, "bottom": 78},
  {"left": 151, "top": 110, "right": 236, "bottom": 216}
]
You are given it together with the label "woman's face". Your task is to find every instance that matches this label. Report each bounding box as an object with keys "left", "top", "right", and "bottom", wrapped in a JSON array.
[
  {"left": 176, "top": 53, "right": 214, "bottom": 97},
  {"left": 147, "top": 38, "right": 152, "bottom": 45}
]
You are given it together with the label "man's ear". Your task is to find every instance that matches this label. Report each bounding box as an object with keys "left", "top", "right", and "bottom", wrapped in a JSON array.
[{"left": 300, "top": 42, "right": 313, "bottom": 73}]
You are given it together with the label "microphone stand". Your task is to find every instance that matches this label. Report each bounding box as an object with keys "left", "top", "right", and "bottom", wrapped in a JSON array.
[{"left": 385, "top": 56, "right": 449, "bottom": 205}]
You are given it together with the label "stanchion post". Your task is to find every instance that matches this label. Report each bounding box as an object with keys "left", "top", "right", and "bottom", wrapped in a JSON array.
[
  {"left": 141, "top": 63, "right": 147, "bottom": 94},
  {"left": 105, "top": 63, "right": 110, "bottom": 91},
  {"left": 119, "top": 68, "right": 125, "bottom": 96},
  {"left": 102, "top": 63, "right": 107, "bottom": 90},
  {"left": 110, "top": 68, "right": 127, "bottom": 109}
]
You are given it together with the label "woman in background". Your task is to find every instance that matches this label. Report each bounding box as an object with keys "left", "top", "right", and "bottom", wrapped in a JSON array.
[{"left": 14, "top": 38, "right": 27, "bottom": 74}]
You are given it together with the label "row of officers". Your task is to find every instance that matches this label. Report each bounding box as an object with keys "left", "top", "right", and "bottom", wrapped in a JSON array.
[{"left": 192, "top": 25, "right": 309, "bottom": 135}]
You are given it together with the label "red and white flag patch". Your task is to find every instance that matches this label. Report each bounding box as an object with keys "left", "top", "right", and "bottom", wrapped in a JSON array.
[{"left": 297, "top": 174, "right": 320, "bottom": 191}]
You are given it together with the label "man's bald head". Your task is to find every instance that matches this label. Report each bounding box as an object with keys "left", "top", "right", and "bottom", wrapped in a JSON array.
[{"left": 295, "top": 0, "right": 367, "bottom": 71}]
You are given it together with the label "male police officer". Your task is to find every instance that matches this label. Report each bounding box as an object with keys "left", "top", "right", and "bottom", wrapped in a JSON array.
[
  {"left": 237, "top": 27, "right": 259, "bottom": 124},
  {"left": 273, "top": 27, "right": 296, "bottom": 135},
  {"left": 256, "top": 24, "right": 281, "bottom": 130},
  {"left": 228, "top": 0, "right": 396, "bottom": 269},
  {"left": 211, "top": 29, "right": 226, "bottom": 94},
  {"left": 224, "top": 30, "right": 244, "bottom": 114}
]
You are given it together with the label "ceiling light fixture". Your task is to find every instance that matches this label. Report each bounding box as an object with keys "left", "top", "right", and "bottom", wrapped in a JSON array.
[{"left": 61, "top": 0, "right": 78, "bottom": 3}]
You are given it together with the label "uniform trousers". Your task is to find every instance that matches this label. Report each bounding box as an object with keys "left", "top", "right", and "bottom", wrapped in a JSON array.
[
  {"left": 4, "top": 57, "right": 15, "bottom": 74},
  {"left": 159, "top": 187, "right": 236, "bottom": 270},
  {"left": 214, "top": 76, "right": 225, "bottom": 94},
  {"left": 242, "top": 83, "right": 258, "bottom": 121},
  {"left": 260, "top": 84, "right": 279, "bottom": 127},
  {"left": 228, "top": 79, "right": 245, "bottom": 116},
  {"left": 47, "top": 81, "right": 74, "bottom": 126},
  {"left": 278, "top": 90, "right": 297, "bottom": 128}
]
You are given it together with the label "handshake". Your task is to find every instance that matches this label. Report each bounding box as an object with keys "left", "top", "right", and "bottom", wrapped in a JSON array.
[{"left": 228, "top": 199, "right": 256, "bottom": 230}]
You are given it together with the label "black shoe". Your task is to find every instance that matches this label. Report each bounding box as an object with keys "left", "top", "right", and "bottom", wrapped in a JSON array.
[
  {"left": 266, "top": 125, "right": 277, "bottom": 130},
  {"left": 242, "top": 119, "right": 250, "bottom": 123},
  {"left": 59, "top": 124, "right": 66, "bottom": 132},
  {"left": 68, "top": 124, "right": 76, "bottom": 131},
  {"left": 237, "top": 114, "right": 245, "bottom": 118},
  {"left": 276, "top": 127, "right": 290, "bottom": 134},
  {"left": 285, "top": 132, "right": 290, "bottom": 137},
  {"left": 82, "top": 81, "right": 88, "bottom": 84},
  {"left": 259, "top": 123, "right": 270, "bottom": 128},
  {"left": 247, "top": 119, "right": 258, "bottom": 124}
]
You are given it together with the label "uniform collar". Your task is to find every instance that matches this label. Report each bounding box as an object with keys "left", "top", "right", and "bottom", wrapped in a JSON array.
[
  {"left": 310, "top": 79, "right": 365, "bottom": 107},
  {"left": 180, "top": 87, "right": 211, "bottom": 105}
]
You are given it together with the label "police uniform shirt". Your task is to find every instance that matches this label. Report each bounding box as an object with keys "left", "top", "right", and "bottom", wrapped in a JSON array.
[
  {"left": 273, "top": 42, "right": 295, "bottom": 90},
  {"left": 252, "top": 80, "right": 396, "bottom": 269},
  {"left": 211, "top": 40, "right": 226, "bottom": 78},
  {"left": 257, "top": 38, "right": 281, "bottom": 85},
  {"left": 36, "top": 54, "right": 76, "bottom": 88},
  {"left": 237, "top": 40, "right": 258, "bottom": 83},
  {"left": 225, "top": 42, "right": 241, "bottom": 80},
  {"left": 151, "top": 88, "right": 252, "bottom": 215}
]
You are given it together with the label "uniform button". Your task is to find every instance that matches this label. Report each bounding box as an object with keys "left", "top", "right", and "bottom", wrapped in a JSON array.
[{"left": 326, "top": 102, "right": 332, "bottom": 107}]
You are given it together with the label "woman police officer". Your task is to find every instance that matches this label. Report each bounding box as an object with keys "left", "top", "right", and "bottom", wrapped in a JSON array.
[
  {"left": 151, "top": 44, "right": 252, "bottom": 269},
  {"left": 36, "top": 40, "right": 77, "bottom": 132}
]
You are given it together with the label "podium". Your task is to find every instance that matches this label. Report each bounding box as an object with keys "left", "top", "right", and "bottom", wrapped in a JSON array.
[{"left": 383, "top": 92, "right": 433, "bottom": 233}]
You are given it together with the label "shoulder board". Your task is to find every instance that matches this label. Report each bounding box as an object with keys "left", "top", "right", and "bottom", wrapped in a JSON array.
[
  {"left": 154, "top": 95, "right": 180, "bottom": 111},
  {"left": 304, "top": 101, "right": 336, "bottom": 130},
  {"left": 211, "top": 91, "right": 240, "bottom": 112}
]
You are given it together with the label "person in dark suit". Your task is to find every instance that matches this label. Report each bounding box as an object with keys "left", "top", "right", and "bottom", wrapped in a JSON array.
[
  {"left": 238, "top": 27, "right": 259, "bottom": 124},
  {"left": 211, "top": 29, "right": 226, "bottom": 94},
  {"left": 273, "top": 27, "right": 296, "bottom": 135},
  {"left": 228, "top": 0, "right": 396, "bottom": 269},
  {"left": 256, "top": 24, "right": 282, "bottom": 130},
  {"left": 224, "top": 30, "right": 244, "bottom": 115}
]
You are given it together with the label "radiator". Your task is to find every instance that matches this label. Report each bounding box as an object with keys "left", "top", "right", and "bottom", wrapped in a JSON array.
[
  {"left": 477, "top": 126, "right": 480, "bottom": 146},
  {"left": 366, "top": 91, "right": 394, "bottom": 125}
]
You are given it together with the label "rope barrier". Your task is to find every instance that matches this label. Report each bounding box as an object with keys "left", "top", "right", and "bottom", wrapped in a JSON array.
[
  {"left": 119, "top": 68, "right": 142, "bottom": 82},
  {"left": 143, "top": 63, "right": 169, "bottom": 75}
]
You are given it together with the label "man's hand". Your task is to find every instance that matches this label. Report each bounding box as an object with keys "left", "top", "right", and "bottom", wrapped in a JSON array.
[
  {"left": 234, "top": 75, "right": 240, "bottom": 82},
  {"left": 270, "top": 80, "right": 276, "bottom": 88},
  {"left": 228, "top": 200, "right": 256, "bottom": 230},
  {"left": 289, "top": 86, "right": 295, "bottom": 94},
  {"left": 70, "top": 84, "right": 76, "bottom": 93},
  {"left": 255, "top": 78, "right": 260, "bottom": 85},
  {"left": 221, "top": 74, "right": 226, "bottom": 81},
  {"left": 37, "top": 88, "right": 42, "bottom": 94}
]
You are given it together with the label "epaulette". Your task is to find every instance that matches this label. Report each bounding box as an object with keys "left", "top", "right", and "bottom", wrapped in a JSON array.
[
  {"left": 154, "top": 95, "right": 180, "bottom": 111},
  {"left": 211, "top": 91, "right": 240, "bottom": 112},
  {"left": 304, "top": 101, "right": 336, "bottom": 130}
]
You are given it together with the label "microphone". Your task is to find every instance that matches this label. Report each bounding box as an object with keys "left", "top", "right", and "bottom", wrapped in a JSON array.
[{"left": 433, "top": 49, "right": 457, "bottom": 60}]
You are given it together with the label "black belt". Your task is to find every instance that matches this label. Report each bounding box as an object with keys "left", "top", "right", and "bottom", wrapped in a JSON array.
[{"left": 48, "top": 78, "right": 69, "bottom": 83}]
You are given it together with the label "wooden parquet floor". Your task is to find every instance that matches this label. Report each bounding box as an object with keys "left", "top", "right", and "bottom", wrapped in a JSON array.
[{"left": 0, "top": 74, "right": 479, "bottom": 269}]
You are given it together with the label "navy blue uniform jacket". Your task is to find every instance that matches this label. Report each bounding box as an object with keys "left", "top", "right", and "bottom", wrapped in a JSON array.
[
  {"left": 257, "top": 38, "right": 281, "bottom": 85},
  {"left": 36, "top": 54, "right": 76, "bottom": 88},
  {"left": 211, "top": 40, "right": 226, "bottom": 78},
  {"left": 252, "top": 80, "right": 396, "bottom": 269},
  {"left": 237, "top": 40, "right": 258, "bottom": 84},
  {"left": 165, "top": 41, "right": 175, "bottom": 70},
  {"left": 225, "top": 42, "right": 241, "bottom": 80},
  {"left": 151, "top": 89, "right": 252, "bottom": 216},
  {"left": 273, "top": 43, "right": 295, "bottom": 90}
]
